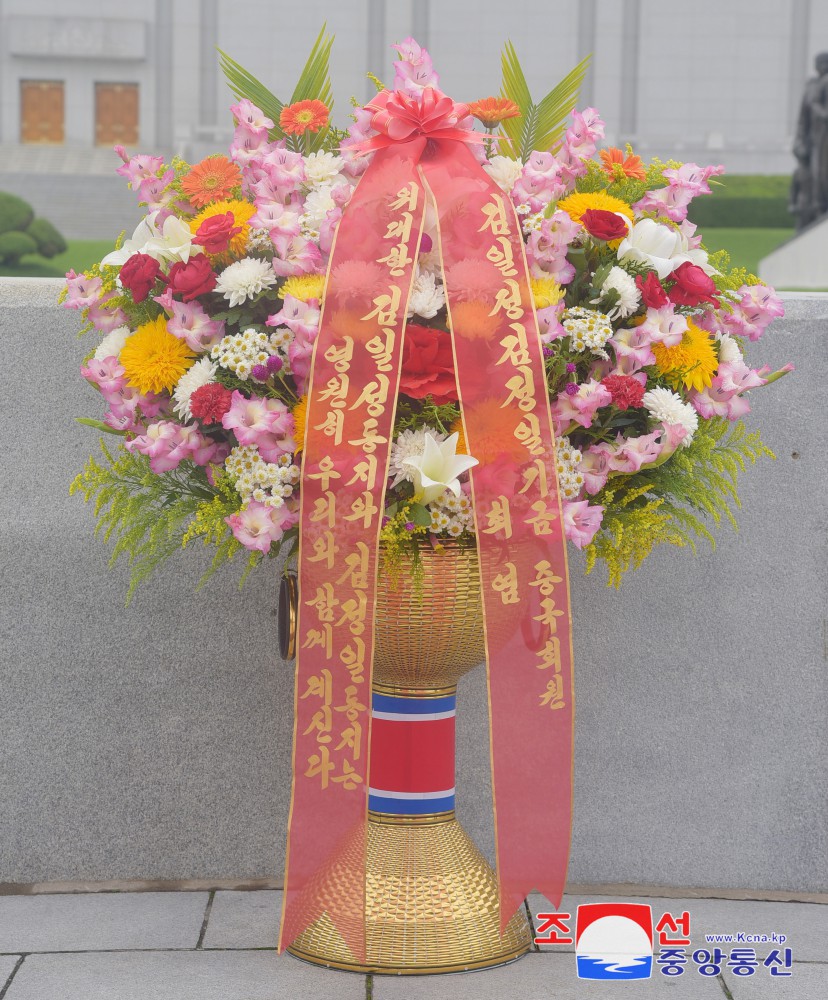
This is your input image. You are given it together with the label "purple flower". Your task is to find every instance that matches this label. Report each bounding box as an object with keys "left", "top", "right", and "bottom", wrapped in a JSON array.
[{"left": 566, "top": 363, "right": 577, "bottom": 373}]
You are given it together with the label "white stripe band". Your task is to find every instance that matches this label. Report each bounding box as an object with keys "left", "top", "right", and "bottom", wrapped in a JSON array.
[
  {"left": 368, "top": 787, "right": 456, "bottom": 800},
  {"left": 371, "top": 710, "right": 456, "bottom": 721}
]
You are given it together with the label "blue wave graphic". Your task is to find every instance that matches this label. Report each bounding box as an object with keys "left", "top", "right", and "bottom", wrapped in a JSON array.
[{"left": 577, "top": 955, "right": 653, "bottom": 980}]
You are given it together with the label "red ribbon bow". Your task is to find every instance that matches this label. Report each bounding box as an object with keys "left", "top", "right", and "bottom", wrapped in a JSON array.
[{"left": 353, "top": 87, "right": 482, "bottom": 151}]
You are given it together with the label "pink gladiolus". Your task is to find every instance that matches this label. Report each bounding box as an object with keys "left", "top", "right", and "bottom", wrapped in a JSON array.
[
  {"left": 392, "top": 37, "right": 439, "bottom": 97},
  {"left": 221, "top": 391, "right": 295, "bottom": 461},
  {"left": 563, "top": 499, "right": 605, "bottom": 549},
  {"left": 230, "top": 124, "right": 273, "bottom": 167},
  {"left": 126, "top": 420, "right": 193, "bottom": 474},
  {"left": 550, "top": 378, "right": 612, "bottom": 431},
  {"left": 81, "top": 356, "right": 125, "bottom": 393},
  {"left": 634, "top": 162, "right": 725, "bottom": 223},
  {"left": 537, "top": 303, "right": 567, "bottom": 342},
  {"left": 608, "top": 430, "right": 663, "bottom": 474},
  {"left": 287, "top": 325, "right": 319, "bottom": 396},
  {"left": 610, "top": 326, "right": 657, "bottom": 375},
  {"left": 271, "top": 234, "right": 322, "bottom": 276},
  {"left": 115, "top": 152, "right": 165, "bottom": 190},
  {"left": 720, "top": 284, "right": 785, "bottom": 341},
  {"left": 526, "top": 211, "right": 580, "bottom": 281},
  {"left": 230, "top": 99, "right": 274, "bottom": 133},
  {"left": 257, "top": 145, "right": 305, "bottom": 191},
  {"left": 87, "top": 293, "right": 128, "bottom": 334},
  {"left": 249, "top": 200, "right": 301, "bottom": 238},
  {"left": 266, "top": 294, "right": 321, "bottom": 339},
  {"left": 318, "top": 205, "right": 343, "bottom": 255},
  {"left": 580, "top": 444, "right": 614, "bottom": 495},
  {"left": 167, "top": 299, "right": 225, "bottom": 352},
  {"left": 64, "top": 270, "right": 103, "bottom": 310},
  {"left": 137, "top": 169, "right": 177, "bottom": 213},
  {"left": 638, "top": 305, "right": 687, "bottom": 347},
  {"left": 690, "top": 379, "right": 753, "bottom": 420},
  {"left": 512, "top": 152, "right": 566, "bottom": 212},
  {"left": 225, "top": 500, "right": 297, "bottom": 553}
]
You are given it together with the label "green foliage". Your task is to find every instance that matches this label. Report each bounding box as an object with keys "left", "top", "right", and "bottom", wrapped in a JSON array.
[
  {"left": 69, "top": 441, "right": 249, "bottom": 604},
  {"left": 0, "top": 230, "right": 38, "bottom": 264},
  {"left": 585, "top": 418, "right": 774, "bottom": 587},
  {"left": 0, "top": 191, "right": 34, "bottom": 234},
  {"left": 689, "top": 196, "right": 793, "bottom": 229},
  {"left": 498, "top": 43, "right": 589, "bottom": 161},
  {"left": 26, "top": 217, "right": 67, "bottom": 258},
  {"left": 219, "top": 25, "right": 335, "bottom": 153}
]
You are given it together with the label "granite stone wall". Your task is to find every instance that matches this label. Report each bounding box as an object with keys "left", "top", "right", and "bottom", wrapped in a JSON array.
[{"left": 1, "top": 278, "right": 825, "bottom": 891}]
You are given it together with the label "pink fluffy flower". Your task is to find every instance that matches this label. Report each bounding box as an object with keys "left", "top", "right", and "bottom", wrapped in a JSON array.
[
  {"left": 115, "top": 150, "right": 165, "bottom": 190},
  {"left": 225, "top": 500, "right": 297, "bottom": 553},
  {"left": 550, "top": 378, "right": 612, "bottom": 431},
  {"left": 563, "top": 499, "right": 605, "bottom": 549},
  {"left": 166, "top": 299, "right": 225, "bottom": 352},
  {"left": 271, "top": 234, "right": 322, "bottom": 276},
  {"left": 392, "top": 37, "right": 439, "bottom": 97},
  {"left": 64, "top": 270, "right": 103, "bottom": 310},
  {"left": 720, "top": 284, "right": 785, "bottom": 341},
  {"left": 221, "top": 391, "right": 295, "bottom": 461}
]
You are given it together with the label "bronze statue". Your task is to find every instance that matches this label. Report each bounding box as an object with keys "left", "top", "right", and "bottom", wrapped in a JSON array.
[{"left": 792, "top": 52, "right": 828, "bottom": 230}]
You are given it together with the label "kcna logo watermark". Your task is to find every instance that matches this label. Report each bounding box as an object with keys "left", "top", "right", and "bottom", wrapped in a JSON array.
[{"left": 534, "top": 903, "right": 793, "bottom": 981}]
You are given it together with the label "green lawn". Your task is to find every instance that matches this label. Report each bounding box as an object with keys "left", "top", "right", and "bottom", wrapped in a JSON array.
[
  {"left": 700, "top": 227, "right": 793, "bottom": 276},
  {"left": 0, "top": 239, "right": 114, "bottom": 278}
]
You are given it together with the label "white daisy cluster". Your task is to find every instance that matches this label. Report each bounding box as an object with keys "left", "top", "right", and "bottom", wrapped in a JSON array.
[
  {"left": 641, "top": 386, "right": 698, "bottom": 446},
  {"left": 215, "top": 257, "right": 277, "bottom": 308},
  {"left": 246, "top": 227, "right": 275, "bottom": 255},
  {"left": 521, "top": 212, "right": 545, "bottom": 235},
  {"left": 225, "top": 445, "right": 300, "bottom": 508},
  {"left": 561, "top": 306, "right": 614, "bottom": 358},
  {"left": 428, "top": 489, "right": 473, "bottom": 537},
  {"left": 210, "top": 327, "right": 272, "bottom": 380},
  {"left": 268, "top": 327, "right": 294, "bottom": 353},
  {"left": 389, "top": 426, "right": 446, "bottom": 486},
  {"left": 555, "top": 437, "right": 585, "bottom": 500}
]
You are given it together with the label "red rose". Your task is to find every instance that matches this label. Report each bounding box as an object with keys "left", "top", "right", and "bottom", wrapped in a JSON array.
[
  {"left": 189, "top": 383, "right": 233, "bottom": 424},
  {"left": 399, "top": 325, "right": 458, "bottom": 405},
  {"left": 600, "top": 374, "right": 645, "bottom": 410},
  {"left": 636, "top": 271, "right": 669, "bottom": 309},
  {"left": 167, "top": 253, "right": 217, "bottom": 302},
  {"left": 119, "top": 253, "right": 161, "bottom": 303},
  {"left": 580, "top": 208, "right": 629, "bottom": 242},
  {"left": 194, "top": 211, "right": 242, "bottom": 255},
  {"left": 668, "top": 261, "right": 718, "bottom": 307}
]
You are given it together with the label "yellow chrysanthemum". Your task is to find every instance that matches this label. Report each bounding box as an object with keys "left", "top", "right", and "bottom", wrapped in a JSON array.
[
  {"left": 651, "top": 320, "right": 718, "bottom": 392},
  {"left": 279, "top": 274, "right": 326, "bottom": 302},
  {"left": 120, "top": 316, "right": 195, "bottom": 395},
  {"left": 556, "top": 190, "right": 634, "bottom": 227},
  {"left": 292, "top": 395, "right": 308, "bottom": 452},
  {"left": 530, "top": 277, "right": 564, "bottom": 310},
  {"left": 190, "top": 198, "right": 256, "bottom": 257}
]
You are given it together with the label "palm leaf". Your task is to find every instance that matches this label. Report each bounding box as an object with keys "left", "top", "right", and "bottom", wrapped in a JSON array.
[
  {"left": 498, "top": 42, "right": 590, "bottom": 161},
  {"left": 218, "top": 48, "right": 286, "bottom": 141}
]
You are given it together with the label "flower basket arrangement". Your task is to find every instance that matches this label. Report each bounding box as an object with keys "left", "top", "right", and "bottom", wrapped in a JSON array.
[{"left": 66, "top": 29, "right": 790, "bottom": 974}]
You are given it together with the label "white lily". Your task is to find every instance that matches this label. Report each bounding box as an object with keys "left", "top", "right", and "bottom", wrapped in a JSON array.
[
  {"left": 101, "top": 211, "right": 195, "bottom": 267},
  {"left": 617, "top": 218, "right": 684, "bottom": 280},
  {"left": 402, "top": 432, "right": 478, "bottom": 505}
]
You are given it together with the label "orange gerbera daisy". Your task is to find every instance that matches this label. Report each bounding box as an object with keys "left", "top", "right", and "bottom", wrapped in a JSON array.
[
  {"left": 280, "top": 100, "right": 329, "bottom": 135},
  {"left": 599, "top": 147, "right": 647, "bottom": 182},
  {"left": 467, "top": 97, "right": 521, "bottom": 128},
  {"left": 180, "top": 155, "right": 242, "bottom": 209}
]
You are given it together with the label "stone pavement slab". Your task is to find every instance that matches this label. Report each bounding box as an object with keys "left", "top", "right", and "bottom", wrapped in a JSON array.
[
  {"left": 0, "top": 892, "right": 208, "bottom": 952},
  {"left": 202, "top": 890, "right": 280, "bottom": 949},
  {"left": 372, "top": 951, "right": 724, "bottom": 998},
  {"left": 529, "top": 894, "right": 828, "bottom": 961},
  {"left": 0, "top": 956, "right": 21, "bottom": 991},
  {"left": 3, "top": 951, "right": 363, "bottom": 1000},
  {"left": 724, "top": 961, "right": 828, "bottom": 999}
]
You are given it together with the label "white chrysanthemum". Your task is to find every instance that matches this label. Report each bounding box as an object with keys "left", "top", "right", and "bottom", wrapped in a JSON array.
[
  {"left": 716, "top": 332, "right": 742, "bottom": 365},
  {"left": 304, "top": 151, "right": 344, "bottom": 187},
  {"left": 407, "top": 271, "right": 446, "bottom": 319},
  {"left": 389, "top": 426, "right": 446, "bottom": 487},
  {"left": 215, "top": 257, "right": 277, "bottom": 308},
  {"left": 599, "top": 266, "right": 641, "bottom": 319},
  {"left": 94, "top": 325, "right": 130, "bottom": 361},
  {"left": 561, "top": 306, "right": 614, "bottom": 358},
  {"left": 484, "top": 155, "right": 523, "bottom": 194},
  {"left": 173, "top": 358, "right": 217, "bottom": 420},
  {"left": 301, "top": 185, "right": 336, "bottom": 232},
  {"left": 642, "top": 386, "right": 699, "bottom": 446}
]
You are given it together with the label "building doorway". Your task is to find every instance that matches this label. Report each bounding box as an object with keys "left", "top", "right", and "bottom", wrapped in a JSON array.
[
  {"left": 95, "top": 83, "right": 139, "bottom": 146},
  {"left": 20, "top": 80, "right": 65, "bottom": 143}
]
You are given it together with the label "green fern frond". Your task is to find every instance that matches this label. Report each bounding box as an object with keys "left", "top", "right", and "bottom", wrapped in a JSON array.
[{"left": 498, "top": 42, "right": 589, "bottom": 161}]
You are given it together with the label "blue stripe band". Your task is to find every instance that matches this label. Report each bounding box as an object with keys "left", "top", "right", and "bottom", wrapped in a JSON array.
[
  {"left": 368, "top": 793, "right": 456, "bottom": 814},
  {"left": 371, "top": 692, "right": 456, "bottom": 715}
]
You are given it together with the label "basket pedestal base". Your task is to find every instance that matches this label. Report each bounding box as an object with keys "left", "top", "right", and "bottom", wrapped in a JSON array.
[{"left": 287, "top": 811, "right": 532, "bottom": 975}]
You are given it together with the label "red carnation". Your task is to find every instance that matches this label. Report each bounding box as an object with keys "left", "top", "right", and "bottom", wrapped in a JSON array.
[
  {"left": 668, "top": 261, "right": 719, "bottom": 307},
  {"left": 189, "top": 383, "right": 233, "bottom": 424},
  {"left": 600, "top": 374, "right": 645, "bottom": 411},
  {"left": 580, "top": 208, "right": 629, "bottom": 242},
  {"left": 167, "top": 253, "right": 217, "bottom": 302},
  {"left": 119, "top": 252, "right": 161, "bottom": 303},
  {"left": 194, "top": 212, "right": 243, "bottom": 255},
  {"left": 636, "top": 271, "right": 669, "bottom": 309},
  {"left": 399, "top": 325, "right": 458, "bottom": 405}
]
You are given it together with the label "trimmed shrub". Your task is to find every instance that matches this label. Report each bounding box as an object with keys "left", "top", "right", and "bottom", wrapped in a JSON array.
[
  {"left": 689, "top": 196, "right": 794, "bottom": 229},
  {"left": 26, "top": 217, "right": 68, "bottom": 258},
  {"left": 0, "top": 192, "right": 35, "bottom": 235},
  {"left": 0, "top": 231, "right": 39, "bottom": 264}
]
